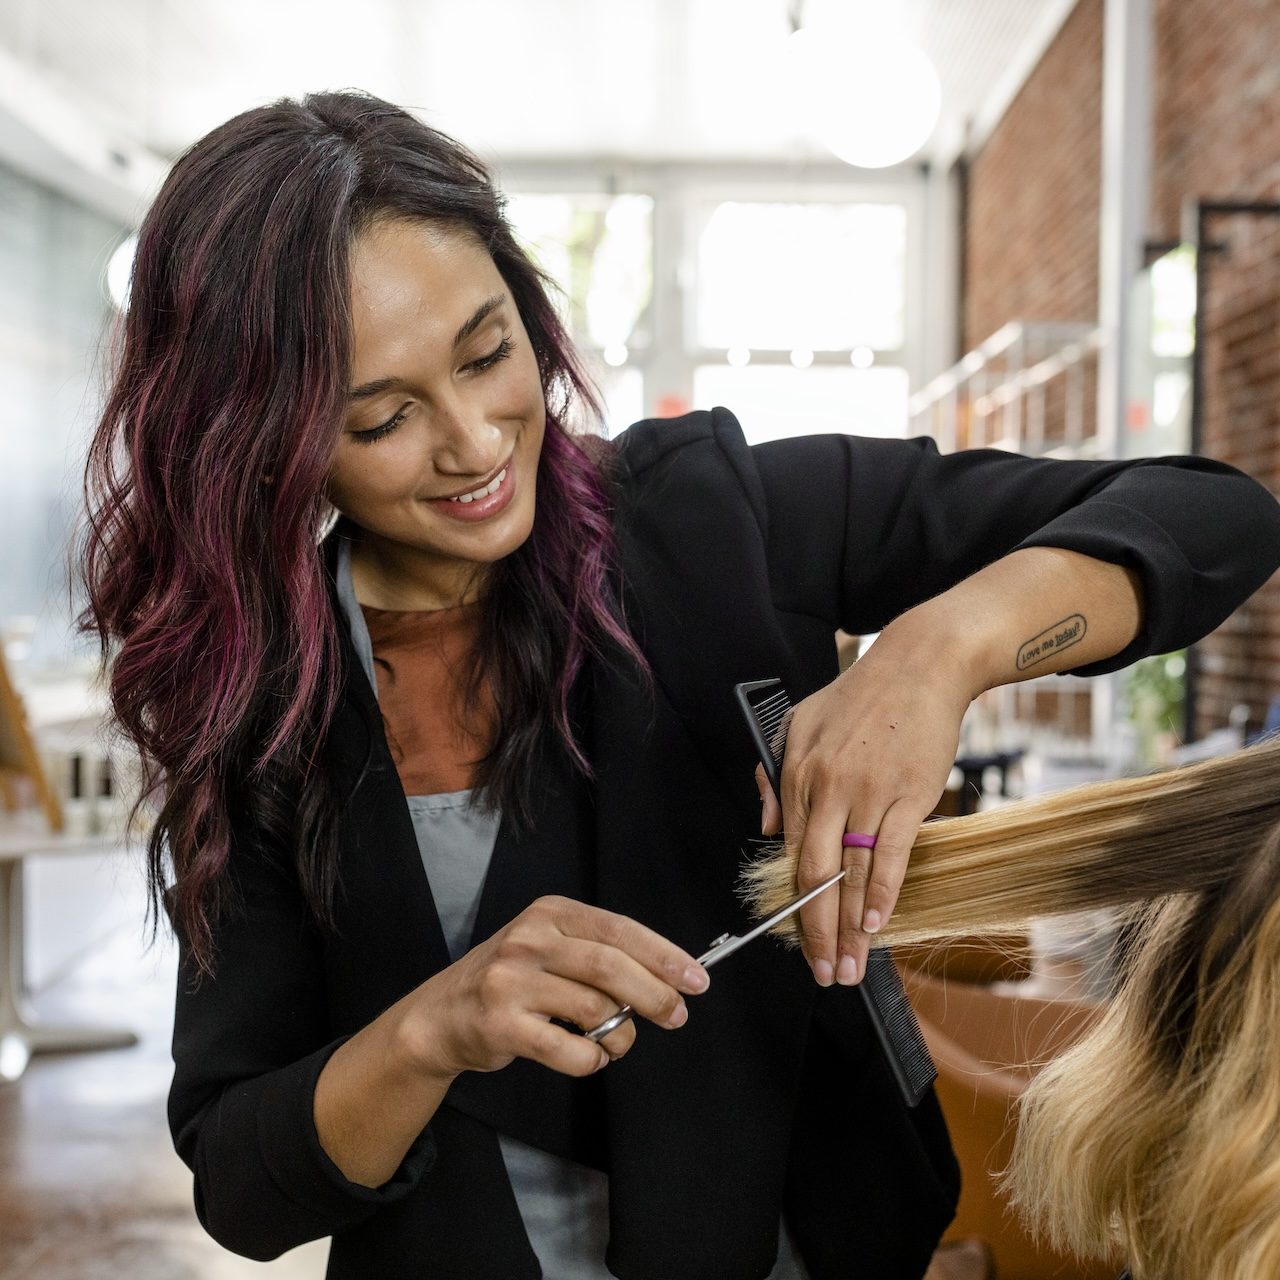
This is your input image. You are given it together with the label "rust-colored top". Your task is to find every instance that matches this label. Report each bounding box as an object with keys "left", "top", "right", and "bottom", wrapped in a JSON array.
[{"left": 360, "top": 600, "right": 497, "bottom": 795}]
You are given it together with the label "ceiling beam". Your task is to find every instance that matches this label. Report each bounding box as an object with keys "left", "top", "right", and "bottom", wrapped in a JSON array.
[
  {"left": 958, "top": 0, "right": 1083, "bottom": 164},
  {"left": 0, "top": 43, "right": 167, "bottom": 228}
]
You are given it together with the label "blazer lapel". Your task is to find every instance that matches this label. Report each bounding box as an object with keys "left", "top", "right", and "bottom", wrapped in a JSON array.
[
  {"left": 445, "top": 675, "right": 608, "bottom": 1165},
  {"left": 608, "top": 435, "right": 818, "bottom": 813},
  {"left": 467, "top": 672, "right": 598, "bottom": 948}
]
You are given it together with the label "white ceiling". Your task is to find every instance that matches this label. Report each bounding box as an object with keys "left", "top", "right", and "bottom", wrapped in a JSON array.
[{"left": 0, "top": 0, "right": 1076, "bottom": 166}]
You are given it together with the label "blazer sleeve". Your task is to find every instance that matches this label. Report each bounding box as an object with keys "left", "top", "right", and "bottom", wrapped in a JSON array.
[
  {"left": 166, "top": 814, "right": 436, "bottom": 1261},
  {"left": 735, "top": 407, "right": 1280, "bottom": 676}
]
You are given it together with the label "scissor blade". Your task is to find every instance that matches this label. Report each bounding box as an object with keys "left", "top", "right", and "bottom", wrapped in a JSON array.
[
  {"left": 698, "top": 869, "right": 846, "bottom": 969},
  {"left": 744, "top": 868, "right": 847, "bottom": 942}
]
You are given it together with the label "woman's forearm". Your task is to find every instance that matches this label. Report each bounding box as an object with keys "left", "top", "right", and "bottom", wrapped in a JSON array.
[
  {"left": 882, "top": 545, "right": 1145, "bottom": 700},
  {"left": 313, "top": 986, "right": 456, "bottom": 1189}
]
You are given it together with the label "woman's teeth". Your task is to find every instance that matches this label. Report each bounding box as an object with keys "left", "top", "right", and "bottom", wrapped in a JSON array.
[{"left": 449, "top": 467, "right": 507, "bottom": 503}]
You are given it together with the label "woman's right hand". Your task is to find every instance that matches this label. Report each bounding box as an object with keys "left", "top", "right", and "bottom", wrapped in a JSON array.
[{"left": 401, "top": 895, "right": 711, "bottom": 1080}]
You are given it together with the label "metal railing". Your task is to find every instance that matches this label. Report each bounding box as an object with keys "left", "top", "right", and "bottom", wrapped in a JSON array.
[{"left": 908, "top": 321, "right": 1106, "bottom": 457}]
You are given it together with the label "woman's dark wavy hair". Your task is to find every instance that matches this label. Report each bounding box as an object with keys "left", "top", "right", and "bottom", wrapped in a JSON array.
[{"left": 79, "top": 89, "right": 650, "bottom": 974}]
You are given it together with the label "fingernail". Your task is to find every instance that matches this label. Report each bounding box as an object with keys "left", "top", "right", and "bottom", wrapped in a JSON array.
[
  {"left": 836, "top": 954, "right": 858, "bottom": 985},
  {"left": 667, "top": 1001, "right": 689, "bottom": 1029},
  {"left": 594, "top": 1051, "right": 610, "bottom": 1072},
  {"left": 813, "top": 958, "right": 834, "bottom": 987},
  {"left": 682, "top": 964, "right": 710, "bottom": 993},
  {"left": 863, "top": 909, "right": 882, "bottom": 934}
]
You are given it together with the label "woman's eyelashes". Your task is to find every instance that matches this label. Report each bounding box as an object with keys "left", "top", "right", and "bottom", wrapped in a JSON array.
[
  {"left": 352, "top": 407, "right": 409, "bottom": 445},
  {"left": 350, "top": 336, "right": 516, "bottom": 446},
  {"left": 468, "top": 334, "right": 514, "bottom": 374}
]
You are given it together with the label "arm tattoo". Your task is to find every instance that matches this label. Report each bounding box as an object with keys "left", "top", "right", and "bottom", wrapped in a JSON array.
[{"left": 1016, "top": 613, "right": 1088, "bottom": 671}]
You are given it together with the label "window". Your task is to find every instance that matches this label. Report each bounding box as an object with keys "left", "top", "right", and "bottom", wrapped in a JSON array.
[
  {"left": 693, "top": 365, "right": 909, "bottom": 444},
  {"left": 690, "top": 198, "right": 910, "bottom": 441},
  {"left": 693, "top": 201, "right": 906, "bottom": 352},
  {"left": 505, "top": 192, "right": 653, "bottom": 352},
  {"left": 498, "top": 171, "right": 920, "bottom": 441},
  {"left": 505, "top": 191, "right": 653, "bottom": 434}
]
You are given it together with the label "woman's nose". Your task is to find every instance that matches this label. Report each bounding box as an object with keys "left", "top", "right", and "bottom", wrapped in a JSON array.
[{"left": 432, "top": 393, "right": 503, "bottom": 474}]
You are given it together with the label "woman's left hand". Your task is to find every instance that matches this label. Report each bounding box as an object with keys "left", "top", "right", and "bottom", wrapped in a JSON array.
[{"left": 756, "top": 624, "right": 976, "bottom": 986}]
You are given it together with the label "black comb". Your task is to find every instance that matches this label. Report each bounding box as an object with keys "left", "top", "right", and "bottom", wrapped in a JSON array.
[{"left": 735, "top": 678, "right": 937, "bottom": 1109}]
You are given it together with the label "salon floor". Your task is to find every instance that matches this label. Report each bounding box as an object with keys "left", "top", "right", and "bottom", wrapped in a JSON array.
[{"left": 0, "top": 889, "right": 327, "bottom": 1279}]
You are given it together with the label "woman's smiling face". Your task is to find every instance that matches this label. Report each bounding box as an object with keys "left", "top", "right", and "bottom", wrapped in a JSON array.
[{"left": 327, "top": 217, "right": 547, "bottom": 609}]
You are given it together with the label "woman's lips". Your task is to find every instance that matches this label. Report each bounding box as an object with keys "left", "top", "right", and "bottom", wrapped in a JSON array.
[{"left": 424, "top": 460, "right": 516, "bottom": 522}]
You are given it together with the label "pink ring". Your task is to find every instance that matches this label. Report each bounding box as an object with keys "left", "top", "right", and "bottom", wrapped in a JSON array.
[{"left": 842, "top": 832, "right": 877, "bottom": 849}]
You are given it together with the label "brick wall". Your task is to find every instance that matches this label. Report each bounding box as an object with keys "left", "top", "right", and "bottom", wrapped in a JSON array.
[
  {"left": 963, "top": 0, "right": 1280, "bottom": 737},
  {"left": 1186, "top": 212, "right": 1280, "bottom": 733},
  {"left": 963, "top": 0, "right": 1103, "bottom": 351},
  {"left": 1153, "top": 0, "right": 1280, "bottom": 734}
]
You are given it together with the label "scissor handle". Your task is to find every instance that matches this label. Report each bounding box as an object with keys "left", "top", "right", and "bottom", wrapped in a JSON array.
[
  {"left": 585, "top": 929, "right": 737, "bottom": 1042},
  {"left": 585, "top": 1004, "right": 634, "bottom": 1043}
]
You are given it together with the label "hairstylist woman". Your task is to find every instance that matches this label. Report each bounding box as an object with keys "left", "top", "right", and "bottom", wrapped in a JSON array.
[{"left": 80, "top": 90, "right": 1280, "bottom": 1280}]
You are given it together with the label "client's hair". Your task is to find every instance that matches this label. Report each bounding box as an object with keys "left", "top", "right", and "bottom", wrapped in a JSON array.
[{"left": 741, "top": 733, "right": 1280, "bottom": 1280}]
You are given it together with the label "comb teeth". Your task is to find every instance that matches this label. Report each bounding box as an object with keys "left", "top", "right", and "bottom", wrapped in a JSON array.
[
  {"left": 752, "top": 690, "right": 792, "bottom": 764},
  {"left": 734, "top": 677, "right": 938, "bottom": 1110},
  {"left": 735, "top": 679, "right": 791, "bottom": 799},
  {"left": 863, "top": 950, "right": 937, "bottom": 1106}
]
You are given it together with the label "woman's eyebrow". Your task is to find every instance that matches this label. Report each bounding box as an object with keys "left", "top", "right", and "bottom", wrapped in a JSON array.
[
  {"left": 452, "top": 293, "right": 507, "bottom": 349},
  {"left": 348, "top": 293, "right": 508, "bottom": 401}
]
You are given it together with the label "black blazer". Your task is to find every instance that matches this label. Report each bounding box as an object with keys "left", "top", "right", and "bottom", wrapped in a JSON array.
[{"left": 168, "top": 407, "right": 1280, "bottom": 1280}]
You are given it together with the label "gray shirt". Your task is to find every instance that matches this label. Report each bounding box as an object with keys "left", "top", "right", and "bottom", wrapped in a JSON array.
[{"left": 336, "top": 533, "right": 807, "bottom": 1279}]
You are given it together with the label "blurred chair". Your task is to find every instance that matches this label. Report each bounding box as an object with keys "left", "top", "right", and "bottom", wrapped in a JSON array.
[
  {"left": 902, "top": 959, "right": 1119, "bottom": 1280},
  {"left": 896, "top": 935, "right": 1032, "bottom": 988}
]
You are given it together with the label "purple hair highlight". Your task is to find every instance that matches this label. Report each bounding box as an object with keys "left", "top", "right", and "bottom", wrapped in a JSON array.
[
  {"left": 81, "top": 155, "right": 353, "bottom": 964},
  {"left": 531, "top": 419, "right": 647, "bottom": 775}
]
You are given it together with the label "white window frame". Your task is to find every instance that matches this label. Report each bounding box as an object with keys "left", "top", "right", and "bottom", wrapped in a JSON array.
[{"left": 495, "top": 159, "right": 929, "bottom": 423}]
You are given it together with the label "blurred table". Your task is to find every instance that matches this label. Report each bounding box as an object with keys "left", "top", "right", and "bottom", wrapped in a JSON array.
[{"left": 0, "top": 810, "right": 139, "bottom": 1083}]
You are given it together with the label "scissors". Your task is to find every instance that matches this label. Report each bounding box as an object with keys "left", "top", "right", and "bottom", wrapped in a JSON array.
[{"left": 584, "top": 868, "right": 846, "bottom": 1043}]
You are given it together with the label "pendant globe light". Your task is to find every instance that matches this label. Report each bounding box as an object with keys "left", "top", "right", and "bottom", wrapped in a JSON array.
[{"left": 784, "top": 0, "right": 943, "bottom": 169}]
